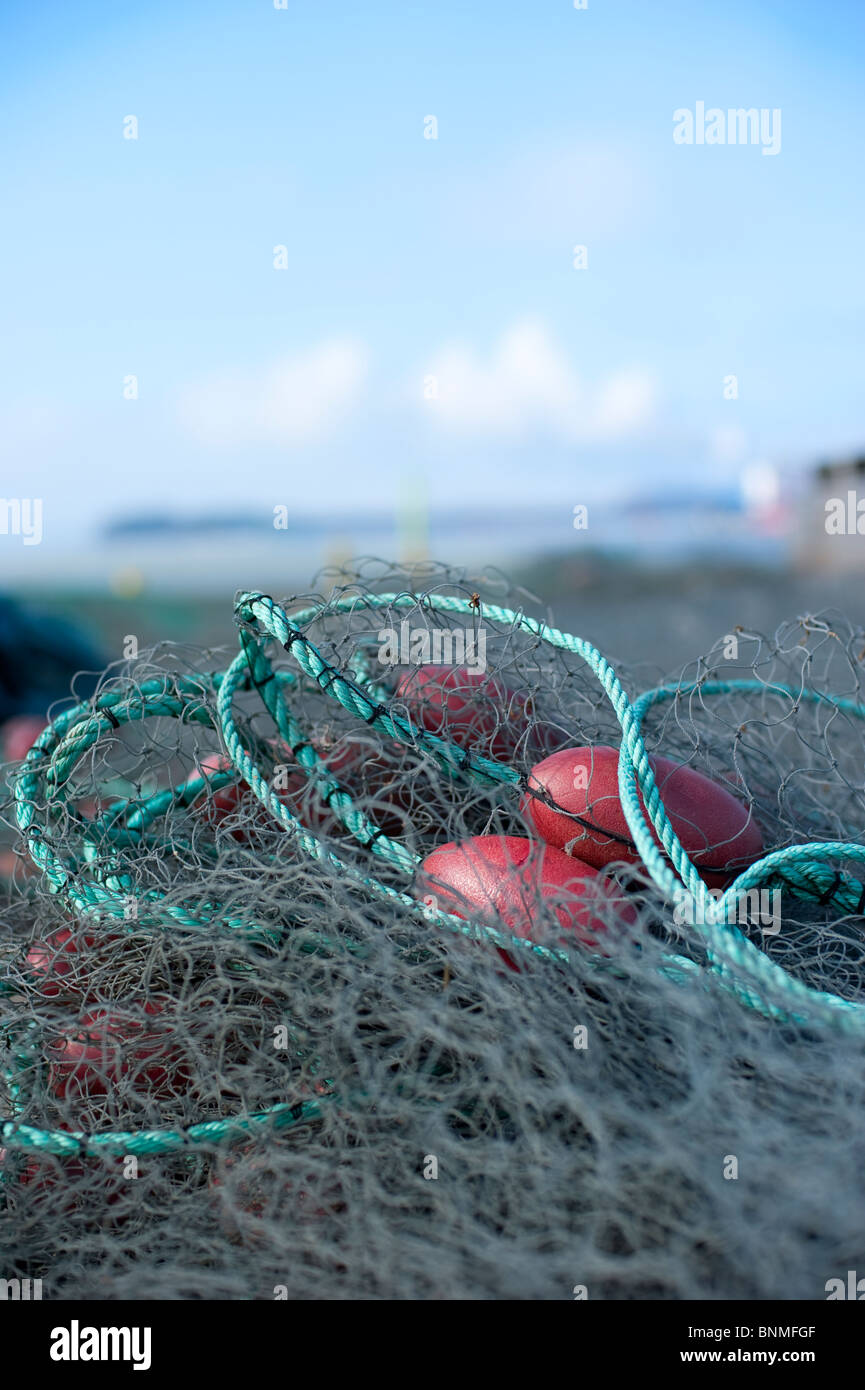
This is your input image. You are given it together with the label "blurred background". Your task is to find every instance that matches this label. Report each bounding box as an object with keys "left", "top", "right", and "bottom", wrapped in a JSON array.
[{"left": 0, "top": 0, "right": 863, "bottom": 694}]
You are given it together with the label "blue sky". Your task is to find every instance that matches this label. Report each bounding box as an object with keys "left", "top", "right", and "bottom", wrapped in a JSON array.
[{"left": 1, "top": 0, "right": 863, "bottom": 548}]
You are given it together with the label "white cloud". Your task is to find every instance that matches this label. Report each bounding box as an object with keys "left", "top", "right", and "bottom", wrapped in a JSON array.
[
  {"left": 177, "top": 338, "right": 368, "bottom": 447},
  {"left": 175, "top": 325, "right": 655, "bottom": 455},
  {"left": 592, "top": 370, "right": 658, "bottom": 436},
  {"left": 423, "top": 322, "right": 656, "bottom": 444},
  {"left": 710, "top": 424, "right": 748, "bottom": 464}
]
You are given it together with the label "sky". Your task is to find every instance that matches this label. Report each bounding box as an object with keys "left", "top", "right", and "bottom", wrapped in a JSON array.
[{"left": 1, "top": 0, "right": 863, "bottom": 553}]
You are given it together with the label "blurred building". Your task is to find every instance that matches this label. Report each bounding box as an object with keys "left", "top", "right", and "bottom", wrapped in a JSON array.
[{"left": 794, "top": 456, "right": 865, "bottom": 572}]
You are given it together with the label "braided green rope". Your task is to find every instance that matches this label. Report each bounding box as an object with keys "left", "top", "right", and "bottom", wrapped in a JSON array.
[{"left": 4, "top": 587, "right": 865, "bottom": 1162}]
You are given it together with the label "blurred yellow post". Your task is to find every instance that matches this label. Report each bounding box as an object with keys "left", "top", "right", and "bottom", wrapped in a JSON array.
[
  {"left": 324, "top": 536, "right": 353, "bottom": 587},
  {"left": 397, "top": 473, "right": 429, "bottom": 565},
  {"left": 109, "top": 565, "right": 145, "bottom": 599}
]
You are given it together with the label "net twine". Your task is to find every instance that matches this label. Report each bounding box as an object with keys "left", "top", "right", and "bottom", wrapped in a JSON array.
[{"left": 3, "top": 585, "right": 865, "bottom": 1160}]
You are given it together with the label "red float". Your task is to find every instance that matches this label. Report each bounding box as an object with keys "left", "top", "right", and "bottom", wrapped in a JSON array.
[
  {"left": 394, "top": 665, "right": 537, "bottom": 760},
  {"left": 209, "top": 1147, "right": 346, "bottom": 1243},
  {"left": 194, "top": 742, "right": 409, "bottom": 841},
  {"left": 0, "top": 1128, "right": 132, "bottom": 1211},
  {"left": 25, "top": 926, "right": 117, "bottom": 999},
  {"left": 47, "top": 1000, "right": 192, "bottom": 1101},
  {"left": 415, "top": 833, "right": 633, "bottom": 964},
  {"left": 1, "top": 715, "right": 46, "bottom": 763},
  {"left": 523, "top": 744, "right": 763, "bottom": 885}
]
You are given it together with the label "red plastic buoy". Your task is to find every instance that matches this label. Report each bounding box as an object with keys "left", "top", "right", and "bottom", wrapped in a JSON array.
[
  {"left": 209, "top": 1148, "right": 345, "bottom": 1237},
  {"left": 415, "top": 833, "right": 633, "bottom": 965},
  {"left": 25, "top": 926, "right": 117, "bottom": 999},
  {"left": 1, "top": 715, "right": 46, "bottom": 763},
  {"left": 523, "top": 745, "right": 763, "bottom": 885},
  {"left": 0, "top": 1126, "right": 133, "bottom": 1212},
  {"left": 47, "top": 1001, "right": 192, "bottom": 1101},
  {"left": 194, "top": 743, "right": 410, "bottom": 841},
  {"left": 395, "top": 665, "right": 536, "bottom": 760}
]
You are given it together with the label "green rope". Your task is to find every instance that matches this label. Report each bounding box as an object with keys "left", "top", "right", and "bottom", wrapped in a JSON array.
[{"left": 4, "top": 587, "right": 865, "bottom": 1161}]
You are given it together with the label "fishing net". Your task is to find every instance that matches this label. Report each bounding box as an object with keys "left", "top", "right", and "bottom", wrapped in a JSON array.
[{"left": 1, "top": 558, "right": 864, "bottom": 1300}]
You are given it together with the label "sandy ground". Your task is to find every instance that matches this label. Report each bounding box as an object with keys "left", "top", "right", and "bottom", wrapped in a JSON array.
[{"left": 537, "top": 565, "right": 865, "bottom": 674}]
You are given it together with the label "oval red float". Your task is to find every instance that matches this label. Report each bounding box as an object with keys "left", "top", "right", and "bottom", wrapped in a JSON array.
[{"left": 523, "top": 744, "right": 763, "bottom": 885}]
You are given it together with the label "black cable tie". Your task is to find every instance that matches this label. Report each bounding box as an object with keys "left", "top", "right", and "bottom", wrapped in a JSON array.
[
  {"left": 362, "top": 824, "right": 388, "bottom": 848},
  {"left": 364, "top": 702, "right": 386, "bottom": 725},
  {"left": 289, "top": 739, "right": 312, "bottom": 758},
  {"left": 317, "top": 666, "right": 341, "bottom": 694},
  {"left": 235, "top": 592, "right": 274, "bottom": 617},
  {"left": 818, "top": 869, "right": 844, "bottom": 906},
  {"left": 322, "top": 785, "right": 344, "bottom": 809},
  {"left": 281, "top": 626, "right": 305, "bottom": 650},
  {"left": 102, "top": 708, "right": 120, "bottom": 729}
]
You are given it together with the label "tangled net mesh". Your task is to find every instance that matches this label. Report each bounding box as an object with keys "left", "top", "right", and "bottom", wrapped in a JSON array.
[{"left": 1, "top": 557, "right": 864, "bottom": 1300}]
